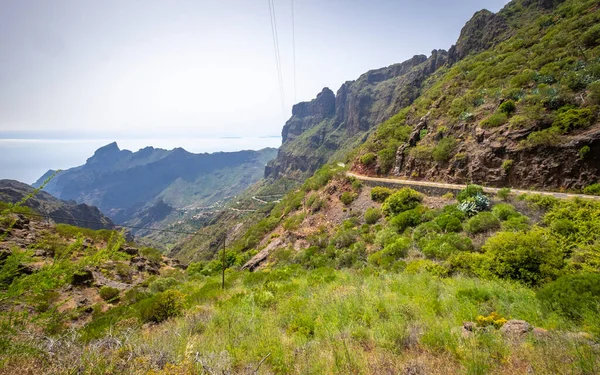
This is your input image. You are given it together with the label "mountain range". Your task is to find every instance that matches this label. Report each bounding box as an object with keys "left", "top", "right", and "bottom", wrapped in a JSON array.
[{"left": 34, "top": 142, "right": 277, "bottom": 246}]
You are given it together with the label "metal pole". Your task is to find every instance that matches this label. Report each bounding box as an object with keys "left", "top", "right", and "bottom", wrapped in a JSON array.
[{"left": 221, "top": 233, "right": 226, "bottom": 290}]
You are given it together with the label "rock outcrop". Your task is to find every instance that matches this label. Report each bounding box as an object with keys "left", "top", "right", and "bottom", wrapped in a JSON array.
[{"left": 265, "top": 51, "right": 448, "bottom": 179}]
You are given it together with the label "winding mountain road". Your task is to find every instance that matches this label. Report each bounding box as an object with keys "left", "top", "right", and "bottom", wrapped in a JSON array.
[{"left": 346, "top": 172, "right": 600, "bottom": 201}]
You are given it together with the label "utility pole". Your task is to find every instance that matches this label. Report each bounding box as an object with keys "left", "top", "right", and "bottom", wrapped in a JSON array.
[{"left": 221, "top": 232, "right": 226, "bottom": 290}]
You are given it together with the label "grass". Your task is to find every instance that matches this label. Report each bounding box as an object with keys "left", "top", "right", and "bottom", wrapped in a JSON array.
[{"left": 3, "top": 267, "right": 598, "bottom": 374}]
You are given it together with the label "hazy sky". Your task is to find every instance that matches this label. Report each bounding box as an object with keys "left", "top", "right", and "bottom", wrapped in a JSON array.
[{"left": 0, "top": 0, "right": 509, "bottom": 182}]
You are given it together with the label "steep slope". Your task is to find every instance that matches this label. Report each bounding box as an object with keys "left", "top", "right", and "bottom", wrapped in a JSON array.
[
  {"left": 265, "top": 52, "right": 448, "bottom": 179},
  {"left": 0, "top": 179, "right": 114, "bottom": 230},
  {"left": 35, "top": 143, "right": 277, "bottom": 245},
  {"left": 266, "top": 0, "right": 600, "bottom": 192},
  {"left": 353, "top": 0, "right": 600, "bottom": 191}
]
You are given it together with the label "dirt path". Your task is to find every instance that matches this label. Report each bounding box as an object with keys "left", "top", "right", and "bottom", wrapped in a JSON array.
[{"left": 347, "top": 172, "right": 600, "bottom": 201}]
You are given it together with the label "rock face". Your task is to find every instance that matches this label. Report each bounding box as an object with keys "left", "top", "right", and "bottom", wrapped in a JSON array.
[
  {"left": 500, "top": 320, "right": 533, "bottom": 337},
  {"left": 265, "top": 52, "right": 448, "bottom": 179},
  {"left": 448, "top": 10, "right": 510, "bottom": 64},
  {"left": 0, "top": 179, "right": 114, "bottom": 230}
]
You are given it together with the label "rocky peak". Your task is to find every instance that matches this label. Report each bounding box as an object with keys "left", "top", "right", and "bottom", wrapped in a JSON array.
[
  {"left": 448, "top": 9, "right": 510, "bottom": 64},
  {"left": 282, "top": 88, "right": 336, "bottom": 144},
  {"left": 86, "top": 142, "right": 126, "bottom": 168}
]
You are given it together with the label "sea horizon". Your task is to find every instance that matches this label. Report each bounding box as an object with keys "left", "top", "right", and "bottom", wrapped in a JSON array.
[{"left": 0, "top": 136, "right": 281, "bottom": 184}]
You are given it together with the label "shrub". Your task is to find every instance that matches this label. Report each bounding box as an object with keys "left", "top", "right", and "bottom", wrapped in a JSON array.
[
  {"left": 583, "top": 183, "right": 600, "bottom": 196},
  {"left": 553, "top": 106, "right": 595, "bottom": 132},
  {"left": 340, "top": 192, "right": 357, "bottom": 205},
  {"left": 537, "top": 274, "right": 600, "bottom": 320},
  {"left": 420, "top": 233, "right": 473, "bottom": 260},
  {"left": 140, "top": 247, "right": 163, "bottom": 263},
  {"left": 434, "top": 214, "right": 462, "bottom": 232},
  {"left": 497, "top": 187, "right": 511, "bottom": 201},
  {"left": 369, "top": 237, "right": 411, "bottom": 268},
  {"left": 149, "top": 277, "right": 180, "bottom": 293},
  {"left": 501, "top": 159, "right": 513, "bottom": 172},
  {"left": 432, "top": 137, "right": 457, "bottom": 162},
  {"left": 140, "top": 290, "right": 186, "bottom": 323},
  {"left": 381, "top": 188, "right": 424, "bottom": 217},
  {"left": 579, "top": 145, "right": 590, "bottom": 160},
  {"left": 508, "top": 115, "right": 529, "bottom": 128},
  {"left": 483, "top": 229, "right": 565, "bottom": 286},
  {"left": 590, "top": 81, "right": 600, "bottom": 105},
  {"left": 378, "top": 147, "right": 397, "bottom": 173},
  {"left": 371, "top": 187, "right": 394, "bottom": 202},
  {"left": 499, "top": 100, "right": 516, "bottom": 115},
  {"left": 457, "top": 185, "right": 484, "bottom": 202},
  {"left": 99, "top": 286, "right": 120, "bottom": 302},
  {"left": 410, "top": 145, "right": 433, "bottom": 160},
  {"left": 390, "top": 206, "right": 426, "bottom": 233},
  {"left": 582, "top": 24, "right": 600, "bottom": 47},
  {"left": 501, "top": 215, "right": 530, "bottom": 232},
  {"left": 492, "top": 203, "right": 518, "bottom": 221},
  {"left": 481, "top": 112, "right": 508, "bottom": 128},
  {"left": 360, "top": 152, "right": 377, "bottom": 166},
  {"left": 464, "top": 212, "right": 500, "bottom": 234},
  {"left": 365, "top": 207, "right": 382, "bottom": 225}
]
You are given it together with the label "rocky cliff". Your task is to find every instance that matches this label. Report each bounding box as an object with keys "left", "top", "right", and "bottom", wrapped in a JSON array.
[
  {"left": 267, "top": 0, "right": 600, "bottom": 191},
  {"left": 265, "top": 52, "right": 448, "bottom": 179}
]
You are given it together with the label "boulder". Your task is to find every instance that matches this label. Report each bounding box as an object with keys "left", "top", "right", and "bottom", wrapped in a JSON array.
[{"left": 500, "top": 320, "right": 532, "bottom": 337}]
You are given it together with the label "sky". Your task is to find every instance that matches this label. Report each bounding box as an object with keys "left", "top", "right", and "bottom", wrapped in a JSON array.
[{"left": 0, "top": 0, "right": 509, "bottom": 183}]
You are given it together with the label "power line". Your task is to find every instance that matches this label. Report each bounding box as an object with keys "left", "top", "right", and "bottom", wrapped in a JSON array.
[
  {"left": 268, "top": 0, "right": 285, "bottom": 116},
  {"left": 291, "top": 0, "right": 297, "bottom": 103},
  {"left": 13, "top": 212, "right": 205, "bottom": 236}
]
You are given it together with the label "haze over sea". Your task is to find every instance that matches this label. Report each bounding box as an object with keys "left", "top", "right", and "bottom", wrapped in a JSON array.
[{"left": 0, "top": 136, "right": 281, "bottom": 184}]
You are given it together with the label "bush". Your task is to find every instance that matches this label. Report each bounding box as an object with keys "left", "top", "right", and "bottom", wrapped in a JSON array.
[
  {"left": 481, "top": 112, "right": 508, "bottom": 128},
  {"left": 140, "top": 247, "right": 163, "bottom": 263},
  {"left": 99, "top": 286, "right": 120, "bottom": 302},
  {"left": 483, "top": 229, "right": 565, "bottom": 286},
  {"left": 390, "top": 206, "right": 426, "bottom": 233},
  {"left": 501, "top": 159, "right": 513, "bottom": 172},
  {"left": 537, "top": 274, "right": 600, "bottom": 320},
  {"left": 582, "top": 24, "right": 600, "bottom": 47},
  {"left": 432, "top": 137, "right": 457, "bottom": 162},
  {"left": 410, "top": 145, "right": 433, "bottom": 160},
  {"left": 368, "top": 237, "right": 410, "bottom": 268},
  {"left": 149, "top": 277, "right": 180, "bottom": 293},
  {"left": 434, "top": 213, "right": 462, "bottom": 232},
  {"left": 381, "top": 188, "right": 424, "bottom": 217},
  {"left": 579, "top": 145, "right": 590, "bottom": 160},
  {"left": 378, "top": 148, "right": 397, "bottom": 173},
  {"left": 420, "top": 233, "right": 473, "bottom": 260},
  {"left": 492, "top": 203, "right": 518, "bottom": 221},
  {"left": 140, "top": 290, "right": 186, "bottom": 323},
  {"left": 457, "top": 185, "right": 484, "bottom": 202},
  {"left": 360, "top": 152, "right": 377, "bottom": 166},
  {"left": 371, "top": 187, "right": 394, "bottom": 202},
  {"left": 364, "top": 207, "right": 382, "bottom": 225},
  {"left": 553, "top": 106, "right": 595, "bottom": 132},
  {"left": 590, "top": 81, "right": 600, "bottom": 105},
  {"left": 583, "top": 183, "right": 600, "bottom": 196},
  {"left": 497, "top": 187, "right": 511, "bottom": 201},
  {"left": 340, "top": 192, "right": 357, "bottom": 205},
  {"left": 501, "top": 215, "right": 530, "bottom": 232},
  {"left": 499, "top": 100, "right": 516, "bottom": 115},
  {"left": 464, "top": 212, "right": 500, "bottom": 234}
]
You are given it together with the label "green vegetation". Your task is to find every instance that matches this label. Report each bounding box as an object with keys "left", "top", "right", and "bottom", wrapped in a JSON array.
[
  {"left": 370, "top": 186, "right": 394, "bottom": 202},
  {"left": 584, "top": 183, "right": 600, "bottom": 196},
  {"left": 381, "top": 188, "right": 424, "bottom": 217},
  {"left": 340, "top": 191, "right": 358, "bottom": 205},
  {"left": 364, "top": 207, "right": 382, "bottom": 224},
  {"left": 99, "top": 286, "right": 120, "bottom": 302},
  {"left": 432, "top": 137, "right": 457, "bottom": 162}
]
